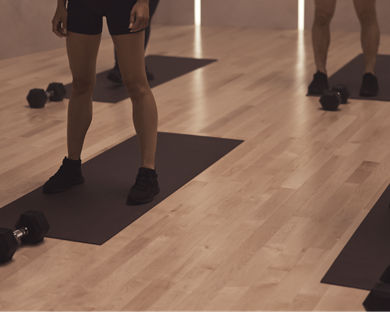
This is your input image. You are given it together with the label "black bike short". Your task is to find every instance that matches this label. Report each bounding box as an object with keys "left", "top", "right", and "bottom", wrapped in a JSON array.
[{"left": 67, "top": 0, "right": 147, "bottom": 35}]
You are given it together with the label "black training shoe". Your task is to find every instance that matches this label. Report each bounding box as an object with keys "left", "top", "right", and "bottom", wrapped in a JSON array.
[
  {"left": 43, "top": 157, "right": 84, "bottom": 194},
  {"left": 308, "top": 71, "right": 329, "bottom": 95},
  {"left": 360, "top": 73, "right": 379, "bottom": 97},
  {"left": 107, "top": 66, "right": 123, "bottom": 84},
  {"left": 127, "top": 167, "right": 160, "bottom": 205},
  {"left": 146, "top": 65, "right": 154, "bottom": 82}
]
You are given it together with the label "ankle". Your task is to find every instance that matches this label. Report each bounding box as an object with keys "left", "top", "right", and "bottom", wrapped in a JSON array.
[
  {"left": 67, "top": 155, "right": 81, "bottom": 161},
  {"left": 141, "top": 165, "right": 155, "bottom": 171},
  {"left": 65, "top": 156, "right": 82, "bottom": 166},
  {"left": 316, "top": 69, "right": 327, "bottom": 75}
]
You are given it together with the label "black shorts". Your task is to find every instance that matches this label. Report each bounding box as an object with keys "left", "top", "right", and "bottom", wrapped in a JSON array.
[{"left": 67, "top": 0, "right": 146, "bottom": 35}]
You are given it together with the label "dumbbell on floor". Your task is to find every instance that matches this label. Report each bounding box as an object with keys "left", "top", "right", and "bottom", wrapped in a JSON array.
[
  {"left": 0, "top": 211, "right": 50, "bottom": 263},
  {"left": 319, "top": 84, "right": 350, "bottom": 111},
  {"left": 27, "top": 82, "right": 66, "bottom": 109}
]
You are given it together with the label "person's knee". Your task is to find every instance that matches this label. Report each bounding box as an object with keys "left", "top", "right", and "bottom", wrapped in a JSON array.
[
  {"left": 124, "top": 79, "right": 150, "bottom": 101},
  {"left": 314, "top": 9, "right": 333, "bottom": 27},
  {"left": 72, "top": 77, "right": 95, "bottom": 95}
]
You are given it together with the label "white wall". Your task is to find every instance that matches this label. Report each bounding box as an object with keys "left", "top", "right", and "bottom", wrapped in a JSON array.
[
  {"left": 202, "top": 0, "right": 298, "bottom": 29},
  {"left": 0, "top": 0, "right": 65, "bottom": 60},
  {"left": 2, "top": 0, "right": 390, "bottom": 60},
  {"left": 153, "top": 0, "right": 194, "bottom": 25}
]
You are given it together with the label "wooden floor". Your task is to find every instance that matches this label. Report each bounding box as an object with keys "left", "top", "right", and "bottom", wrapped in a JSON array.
[{"left": 0, "top": 25, "right": 390, "bottom": 311}]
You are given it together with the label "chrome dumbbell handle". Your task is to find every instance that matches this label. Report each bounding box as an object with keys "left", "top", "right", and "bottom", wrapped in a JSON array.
[{"left": 13, "top": 227, "right": 29, "bottom": 245}]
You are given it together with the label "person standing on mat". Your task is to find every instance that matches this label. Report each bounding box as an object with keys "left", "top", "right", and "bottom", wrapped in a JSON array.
[
  {"left": 45, "top": 0, "right": 160, "bottom": 205},
  {"left": 107, "top": 0, "right": 160, "bottom": 84},
  {"left": 308, "top": 0, "right": 380, "bottom": 97}
]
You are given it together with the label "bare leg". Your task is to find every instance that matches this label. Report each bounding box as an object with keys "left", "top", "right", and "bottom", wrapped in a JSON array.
[
  {"left": 312, "top": 0, "right": 337, "bottom": 74},
  {"left": 112, "top": 31, "right": 158, "bottom": 170},
  {"left": 353, "top": 0, "right": 380, "bottom": 74},
  {"left": 66, "top": 32, "right": 101, "bottom": 160}
]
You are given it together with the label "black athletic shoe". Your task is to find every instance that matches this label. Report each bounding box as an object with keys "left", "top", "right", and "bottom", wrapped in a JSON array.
[
  {"left": 308, "top": 71, "right": 329, "bottom": 95},
  {"left": 127, "top": 167, "right": 160, "bottom": 205},
  {"left": 107, "top": 66, "right": 123, "bottom": 84},
  {"left": 43, "top": 157, "right": 84, "bottom": 194},
  {"left": 360, "top": 73, "right": 379, "bottom": 97}
]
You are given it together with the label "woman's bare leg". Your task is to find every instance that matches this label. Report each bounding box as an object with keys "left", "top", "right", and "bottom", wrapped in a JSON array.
[
  {"left": 312, "top": 0, "right": 337, "bottom": 74},
  {"left": 353, "top": 0, "right": 380, "bottom": 74},
  {"left": 66, "top": 32, "right": 101, "bottom": 160},
  {"left": 111, "top": 31, "right": 158, "bottom": 170}
]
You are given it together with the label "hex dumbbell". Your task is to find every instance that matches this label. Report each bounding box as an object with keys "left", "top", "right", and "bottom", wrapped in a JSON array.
[
  {"left": 0, "top": 211, "right": 50, "bottom": 263},
  {"left": 27, "top": 82, "right": 66, "bottom": 109},
  {"left": 319, "top": 84, "right": 350, "bottom": 111}
]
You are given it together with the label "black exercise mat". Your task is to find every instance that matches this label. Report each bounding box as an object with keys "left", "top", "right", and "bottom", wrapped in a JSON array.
[
  {"left": 64, "top": 55, "right": 217, "bottom": 103},
  {"left": 328, "top": 54, "right": 390, "bottom": 102},
  {"left": 321, "top": 185, "right": 390, "bottom": 290},
  {"left": 0, "top": 133, "right": 243, "bottom": 245}
]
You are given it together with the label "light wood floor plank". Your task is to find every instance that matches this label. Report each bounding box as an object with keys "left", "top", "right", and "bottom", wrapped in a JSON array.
[{"left": 0, "top": 25, "right": 390, "bottom": 311}]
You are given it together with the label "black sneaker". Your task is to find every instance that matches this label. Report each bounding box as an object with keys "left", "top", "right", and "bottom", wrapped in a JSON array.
[
  {"left": 43, "top": 157, "right": 84, "bottom": 194},
  {"left": 107, "top": 66, "right": 123, "bottom": 84},
  {"left": 127, "top": 167, "right": 160, "bottom": 205},
  {"left": 360, "top": 73, "right": 379, "bottom": 97},
  {"left": 308, "top": 71, "right": 329, "bottom": 95}
]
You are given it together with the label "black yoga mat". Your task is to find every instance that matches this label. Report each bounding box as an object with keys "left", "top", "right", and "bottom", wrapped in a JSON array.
[
  {"left": 64, "top": 55, "right": 217, "bottom": 103},
  {"left": 321, "top": 184, "right": 390, "bottom": 290},
  {"left": 328, "top": 54, "right": 390, "bottom": 102},
  {"left": 0, "top": 133, "right": 243, "bottom": 245}
]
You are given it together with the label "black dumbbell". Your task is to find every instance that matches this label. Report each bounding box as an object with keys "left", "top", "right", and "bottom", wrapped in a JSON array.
[
  {"left": 27, "top": 82, "right": 66, "bottom": 109},
  {"left": 0, "top": 211, "right": 50, "bottom": 263},
  {"left": 319, "top": 84, "right": 350, "bottom": 111},
  {"left": 363, "top": 266, "right": 390, "bottom": 311}
]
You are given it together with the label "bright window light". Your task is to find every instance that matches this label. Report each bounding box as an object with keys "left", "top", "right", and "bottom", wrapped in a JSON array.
[
  {"left": 298, "top": 0, "right": 305, "bottom": 31},
  {"left": 195, "top": 0, "right": 201, "bottom": 26}
]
